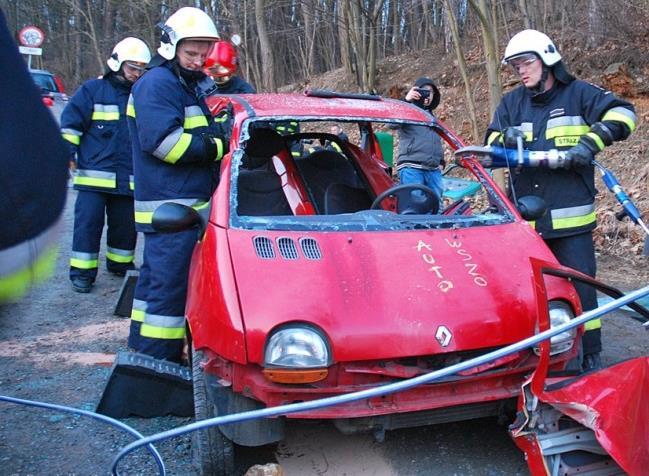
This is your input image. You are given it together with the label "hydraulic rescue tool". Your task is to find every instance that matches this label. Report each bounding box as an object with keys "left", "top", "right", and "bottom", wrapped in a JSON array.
[{"left": 454, "top": 144, "right": 649, "bottom": 236}]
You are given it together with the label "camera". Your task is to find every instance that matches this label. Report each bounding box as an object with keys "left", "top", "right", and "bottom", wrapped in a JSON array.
[{"left": 415, "top": 88, "right": 431, "bottom": 100}]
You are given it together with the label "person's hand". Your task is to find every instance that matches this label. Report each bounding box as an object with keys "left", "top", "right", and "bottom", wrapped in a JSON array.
[
  {"left": 502, "top": 127, "right": 525, "bottom": 149},
  {"left": 405, "top": 87, "right": 422, "bottom": 103},
  {"left": 565, "top": 142, "right": 595, "bottom": 169},
  {"left": 201, "top": 133, "right": 228, "bottom": 161}
]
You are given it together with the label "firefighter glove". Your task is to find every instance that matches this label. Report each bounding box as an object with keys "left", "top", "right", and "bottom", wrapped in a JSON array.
[
  {"left": 201, "top": 133, "right": 227, "bottom": 162},
  {"left": 565, "top": 142, "right": 596, "bottom": 169},
  {"left": 502, "top": 127, "right": 525, "bottom": 149}
]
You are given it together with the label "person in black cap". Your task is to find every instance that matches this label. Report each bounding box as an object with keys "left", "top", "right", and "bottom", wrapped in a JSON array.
[{"left": 393, "top": 77, "right": 444, "bottom": 199}]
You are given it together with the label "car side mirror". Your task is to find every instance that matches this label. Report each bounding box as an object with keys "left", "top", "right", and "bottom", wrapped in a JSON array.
[
  {"left": 152, "top": 202, "right": 202, "bottom": 233},
  {"left": 516, "top": 195, "right": 547, "bottom": 221}
]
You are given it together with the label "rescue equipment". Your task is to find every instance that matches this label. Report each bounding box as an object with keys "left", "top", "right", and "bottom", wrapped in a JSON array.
[{"left": 455, "top": 145, "right": 649, "bottom": 235}]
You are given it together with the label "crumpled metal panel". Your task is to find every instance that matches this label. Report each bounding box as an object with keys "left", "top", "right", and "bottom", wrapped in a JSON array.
[{"left": 512, "top": 357, "right": 649, "bottom": 475}]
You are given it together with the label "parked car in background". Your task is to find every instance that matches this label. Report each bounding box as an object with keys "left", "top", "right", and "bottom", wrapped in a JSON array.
[{"left": 29, "top": 68, "right": 67, "bottom": 123}]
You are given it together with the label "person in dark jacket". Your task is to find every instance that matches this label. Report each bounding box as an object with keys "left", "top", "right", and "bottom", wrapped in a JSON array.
[
  {"left": 0, "top": 7, "right": 68, "bottom": 302},
  {"left": 393, "top": 77, "right": 444, "bottom": 199},
  {"left": 486, "top": 29, "right": 637, "bottom": 372},
  {"left": 61, "top": 37, "right": 151, "bottom": 293},
  {"left": 127, "top": 7, "right": 230, "bottom": 362}
]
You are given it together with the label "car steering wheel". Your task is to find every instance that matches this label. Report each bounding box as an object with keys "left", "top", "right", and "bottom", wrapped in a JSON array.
[{"left": 370, "top": 183, "right": 440, "bottom": 215}]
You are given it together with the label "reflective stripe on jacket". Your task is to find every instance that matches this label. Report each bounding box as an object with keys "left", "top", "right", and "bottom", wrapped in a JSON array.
[
  {"left": 485, "top": 79, "right": 636, "bottom": 239},
  {"left": 128, "top": 61, "right": 226, "bottom": 232},
  {"left": 60, "top": 75, "right": 134, "bottom": 195},
  {"left": 0, "top": 6, "right": 68, "bottom": 302}
]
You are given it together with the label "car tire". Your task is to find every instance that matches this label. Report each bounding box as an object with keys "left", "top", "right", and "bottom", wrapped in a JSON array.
[{"left": 191, "top": 347, "right": 236, "bottom": 476}]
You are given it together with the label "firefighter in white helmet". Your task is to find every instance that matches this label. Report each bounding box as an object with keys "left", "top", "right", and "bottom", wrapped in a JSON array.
[
  {"left": 127, "top": 7, "right": 230, "bottom": 362},
  {"left": 61, "top": 37, "right": 151, "bottom": 293},
  {"left": 485, "top": 30, "right": 637, "bottom": 372}
]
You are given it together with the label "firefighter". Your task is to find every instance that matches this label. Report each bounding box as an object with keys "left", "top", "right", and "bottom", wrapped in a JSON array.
[
  {"left": 203, "top": 40, "right": 256, "bottom": 94},
  {"left": 0, "top": 7, "right": 68, "bottom": 302},
  {"left": 61, "top": 37, "right": 151, "bottom": 293},
  {"left": 486, "top": 30, "right": 637, "bottom": 371},
  {"left": 127, "top": 7, "right": 230, "bottom": 361}
]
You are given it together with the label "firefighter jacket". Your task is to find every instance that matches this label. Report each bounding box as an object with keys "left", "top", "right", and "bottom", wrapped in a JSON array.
[
  {"left": 128, "top": 61, "right": 229, "bottom": 233},
  {"left": 486, "top": 79, "right": 636, "bottom": 239},
  {"left": 0, "top": 7, "right": 68, "bottom": 302},
  {"left": 61, "top": 74, "right": 134, "bottom": 195},
  {"left": 215, "top": 76, "right": 256, "bottom": 94}
]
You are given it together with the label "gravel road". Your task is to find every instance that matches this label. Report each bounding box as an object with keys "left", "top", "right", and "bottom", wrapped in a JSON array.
[{"left": 1, "top": 187, "right": 648, "bottom": 475}]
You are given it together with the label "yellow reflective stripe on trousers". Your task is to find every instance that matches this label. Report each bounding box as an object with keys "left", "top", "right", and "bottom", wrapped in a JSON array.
[
  {"left": 106, "top": 247, "right": 134, "bottom": 263},
  {"left": 550, "top": 204, "right": 596, "bottom": 230},
  {"left": 134, "top": 198, "right": 208, "bottom": 225},
  {"left": 140, "top": 312, "right": 186, "bottom": 339},
  {"left": 130, "top": 299, "right": 146, "bottom": 323},
  {"left": 70, "top": 251, "right": 99, "bottom": 269},
  {"left": 91, "top": 104, "right": 120, "bottom": 121},
  {"left": 0, "top": 221, "right": 60, "bottom": 302},
  {"left": 584, "top": 318, "right": 602, "bottom": 330},
  {"left": 601, "top": 107, "right": 637, "bottom": 133}
]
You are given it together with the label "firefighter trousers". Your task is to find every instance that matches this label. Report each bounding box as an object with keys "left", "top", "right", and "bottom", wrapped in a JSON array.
[
  {"left": 69, "top": 190, "right": 136, "bottom": 281},
  {"left": 128, "top": 229, "right": 198, "bottom": 362},
  {"left": 545, "top": 231, "right": 601, "bottom": 355}
]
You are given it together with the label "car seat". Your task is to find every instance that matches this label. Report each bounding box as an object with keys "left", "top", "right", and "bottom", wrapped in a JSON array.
[
  {"left": 237, "top": 128, "right": 293, "bottom": 216},
  {"left": 294, "top": 149, "right": 368, "bottom": 213}
]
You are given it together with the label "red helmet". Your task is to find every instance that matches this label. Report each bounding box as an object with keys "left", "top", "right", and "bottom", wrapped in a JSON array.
[{"left": 204, "top": 40, "right": 238, "bottom": 84}]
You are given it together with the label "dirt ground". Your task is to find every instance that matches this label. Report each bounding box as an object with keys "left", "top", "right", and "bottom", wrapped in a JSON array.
[{"left": 1, "top": 178, "right": 648, "bottom": 475}]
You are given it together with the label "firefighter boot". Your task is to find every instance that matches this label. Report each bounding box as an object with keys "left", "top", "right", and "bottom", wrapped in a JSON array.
[{"left": 71, "top": 276, "right": 93, "bottom": 293}]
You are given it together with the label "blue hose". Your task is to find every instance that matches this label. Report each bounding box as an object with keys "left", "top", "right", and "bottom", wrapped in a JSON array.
[
  {"left": 0, "top": 394, "right": 166, "bottom": 475},
  {"left": 111, "top": 284, "right": 649, "bottom": 475}
]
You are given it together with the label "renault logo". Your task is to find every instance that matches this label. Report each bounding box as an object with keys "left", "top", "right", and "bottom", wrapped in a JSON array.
[{"left": 435, "top": 326, "right": 452, "bottom": 347}]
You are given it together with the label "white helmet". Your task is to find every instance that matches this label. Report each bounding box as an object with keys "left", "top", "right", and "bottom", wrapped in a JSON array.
[
  {"left": 503, "top": 29, "right": 562, "bottom": 67},
  {"left": 158, "top": 7, "right": 220, "bottom": 60},
  {"left": 107, "top": 37, "right": 151, "bottom": 72}
]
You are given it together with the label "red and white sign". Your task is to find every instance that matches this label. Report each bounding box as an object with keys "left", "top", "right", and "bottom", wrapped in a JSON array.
[{"left": 18, "top": 26, "right": 45, "bottom": 47}]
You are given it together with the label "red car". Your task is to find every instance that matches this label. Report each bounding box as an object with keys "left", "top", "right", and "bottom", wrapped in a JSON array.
[{"left": 154, "top": 91, "right": 584, "bottom": 474}]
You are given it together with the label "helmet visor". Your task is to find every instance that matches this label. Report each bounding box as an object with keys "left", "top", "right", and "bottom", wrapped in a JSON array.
[
  {"left": 124, "top": 61, "right": 147, "bottom": 71},
  {"left": 505, "top": 52, "right": 538, "bottom": 69}
]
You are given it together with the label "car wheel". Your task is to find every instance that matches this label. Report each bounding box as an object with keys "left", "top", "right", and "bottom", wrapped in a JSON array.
[{"left": 191, "top": 348, "right": 235, "bottom": 476}]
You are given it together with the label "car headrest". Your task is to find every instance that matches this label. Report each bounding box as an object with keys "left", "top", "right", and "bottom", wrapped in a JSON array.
[{"left": 244, "top": 127, "right": 286, "bottom": 158}]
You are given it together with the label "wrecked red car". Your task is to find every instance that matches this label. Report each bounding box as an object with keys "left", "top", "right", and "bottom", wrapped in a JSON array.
[{"left": 158, "top": 91, "right": 588, "bottom": 473}]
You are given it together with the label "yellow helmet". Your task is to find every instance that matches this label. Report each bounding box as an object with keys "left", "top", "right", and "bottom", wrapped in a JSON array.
[
  {"left": 158, "top": 7, "right": 220, "bottom": 60},
  {"left": 107, "top": 37, "right": 151, "bottom": 72}
]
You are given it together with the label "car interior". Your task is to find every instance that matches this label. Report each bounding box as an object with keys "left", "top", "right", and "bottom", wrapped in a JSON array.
[{"left": 235, "top": 121, "right": 496, "bottom": 224}]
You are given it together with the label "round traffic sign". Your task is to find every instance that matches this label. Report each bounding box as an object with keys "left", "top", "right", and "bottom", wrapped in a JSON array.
[{"left": 18, "top": 26, "right": 45, "bottom": 47}]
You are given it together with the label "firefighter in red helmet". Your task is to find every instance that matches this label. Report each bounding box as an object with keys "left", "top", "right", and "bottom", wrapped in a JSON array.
[{"left": 203, "top": 40, "right": 255, "bottom": 94}]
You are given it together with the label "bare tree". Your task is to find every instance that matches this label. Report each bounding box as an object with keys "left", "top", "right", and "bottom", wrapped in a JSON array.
[{"left": 255, "top": 0, "right": 275, "bottom": 91}]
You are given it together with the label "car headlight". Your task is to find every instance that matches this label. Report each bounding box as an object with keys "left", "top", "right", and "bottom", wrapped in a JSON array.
[
  {"left": 265, "top": 326, "right": 330, "bottom": 368},
  {"left": 534, "top": 300, "right": 576, "bottom": 356}
]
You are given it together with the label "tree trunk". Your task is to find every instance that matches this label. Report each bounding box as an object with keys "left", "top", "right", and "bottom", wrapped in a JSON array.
[
  {"left": 443, "top": 0, "right": 480, "bottom": 142},
  {"left": 255, "top": 0, "right": 275, "bottom": 91}
]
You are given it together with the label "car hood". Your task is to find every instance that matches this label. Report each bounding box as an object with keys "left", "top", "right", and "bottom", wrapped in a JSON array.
[{"left": 227, "top": 223, "right": 566, "bottom": 364}]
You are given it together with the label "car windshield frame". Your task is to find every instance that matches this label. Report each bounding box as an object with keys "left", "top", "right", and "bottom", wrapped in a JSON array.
[{"left": 228, "top": 116, "right": 516, "bottom": 232}]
